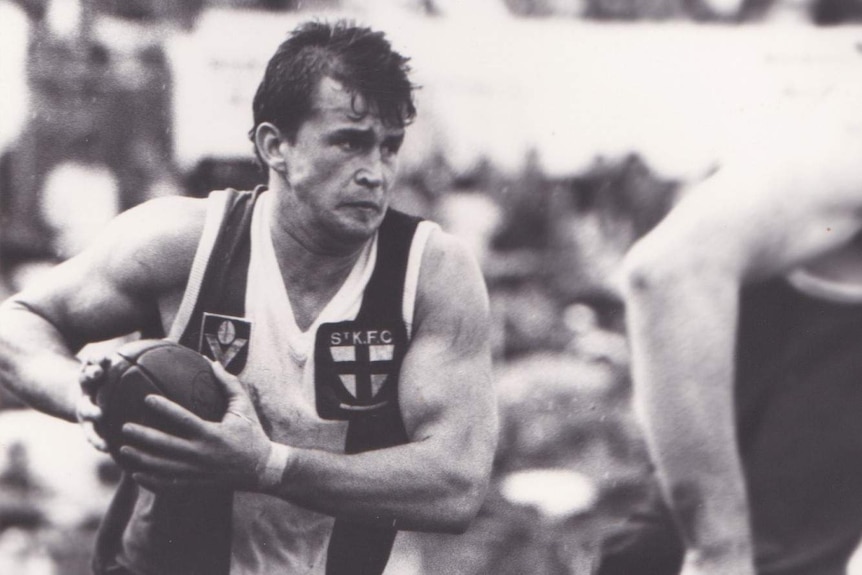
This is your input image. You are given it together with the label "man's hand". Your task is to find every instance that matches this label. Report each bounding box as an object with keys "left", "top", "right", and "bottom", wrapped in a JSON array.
[
  {"left": 119, "top": 361, "right": 273, "bottom": 492},
  {"left": 76, "top": 358, "right": 110, "bottom": 452}
]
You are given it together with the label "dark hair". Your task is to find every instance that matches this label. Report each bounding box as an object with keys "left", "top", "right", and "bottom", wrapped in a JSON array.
[{"left": 249, "top": 20, "right": 417, "bottom": 150}]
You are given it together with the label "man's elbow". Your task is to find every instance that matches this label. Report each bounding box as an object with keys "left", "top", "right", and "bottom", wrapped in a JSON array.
[
  {"left": 436, "top": 465, "right": 491, "bottom": 534},
  {"left": 622, "top": 236, "right": 742, "bottom": 308},
  {"left": 620, "top": 240, "right": 684, "bottom": 302}
]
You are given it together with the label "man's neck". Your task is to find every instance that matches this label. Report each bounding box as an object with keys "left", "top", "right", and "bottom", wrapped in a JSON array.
[{"left": 267, "top": 201, "right": 371, "bottom": 331}]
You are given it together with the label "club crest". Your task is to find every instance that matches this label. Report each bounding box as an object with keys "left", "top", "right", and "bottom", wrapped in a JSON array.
[
  {"left": 199, "top": 313, "right": 251, "bottom": 375},
  {"left": 315, "top": 321, "right": 407, "bottom": 420}
]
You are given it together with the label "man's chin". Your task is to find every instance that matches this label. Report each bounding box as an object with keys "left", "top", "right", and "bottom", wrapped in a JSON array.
[{"left": 330, "top": 211, "right": 386, "bottom": 245}]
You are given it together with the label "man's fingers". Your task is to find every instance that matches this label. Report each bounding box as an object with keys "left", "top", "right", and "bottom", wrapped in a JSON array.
[
  {"left": 122, "top": 421, "right": 200, "bottom": 458},
  {"left": 76, "top": 394, "right": 102, "bottom": 421},
  {"left": 79, "top": 361, "right": 105, "bottom": 395},
  {"left": 76, "top": 393, "right": 108, "bottom": 452},
  {"left": 210, "top": 360, "right": 245, "bottom": 398},
  {"left": 79, "top": 355, "right": 115, "bottom": 397},
  {"left": 142, "top": 394, "right": 206, "bottom": 435},
  {"left": 79, "top": 362, "right": 101, "bottom": 384},
  {"left": 209, "top": 360, "right": 260, "bottom": 425},
  {"left": 81, "top": 421, "right": 108, "bottom": 452}
]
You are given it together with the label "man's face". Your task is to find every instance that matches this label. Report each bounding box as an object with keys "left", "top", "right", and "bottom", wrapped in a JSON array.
[{"left": 277, "top": 77, "right": 405, "bottom": 250}]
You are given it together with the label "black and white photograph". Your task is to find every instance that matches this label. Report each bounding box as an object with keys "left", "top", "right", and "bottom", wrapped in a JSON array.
[{"left": 0, "top": 0, "right": 861, "bottom": 574}]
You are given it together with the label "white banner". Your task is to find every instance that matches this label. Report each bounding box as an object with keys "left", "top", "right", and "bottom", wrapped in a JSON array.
[{"left": 167, "top": 9, "right": 862, "bottom": 178}]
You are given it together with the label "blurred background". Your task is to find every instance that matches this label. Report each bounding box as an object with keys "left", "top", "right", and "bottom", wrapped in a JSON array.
[{"left": 0, "top": 0, "right": 860, "bottom": 573}]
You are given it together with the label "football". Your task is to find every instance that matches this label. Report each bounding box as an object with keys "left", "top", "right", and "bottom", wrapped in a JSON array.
[{"left": 95, "top": 339, "right": 227, "bottom": 462}]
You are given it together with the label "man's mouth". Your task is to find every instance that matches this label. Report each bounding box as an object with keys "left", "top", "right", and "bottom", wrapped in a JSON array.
[{"left": 343, "top": 201, "right": 381, "bottom": 213}]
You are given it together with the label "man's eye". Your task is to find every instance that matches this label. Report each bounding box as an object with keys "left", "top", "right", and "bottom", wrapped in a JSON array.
[
  {"left": 338, "top": 139, "right": 360, "bottom": 152},
  {"left": 382, "top": 140, "right": 403, "bottom": 157}
]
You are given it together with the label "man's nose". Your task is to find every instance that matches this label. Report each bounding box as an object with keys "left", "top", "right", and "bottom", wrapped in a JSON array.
[{"left": 355, "top": 150, "right": 385, "bottom": 189}]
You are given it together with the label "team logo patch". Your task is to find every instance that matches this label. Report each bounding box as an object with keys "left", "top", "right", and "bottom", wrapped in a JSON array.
[
  {"left": 315, "top": 321, "right": 407, "bottom": 420},
  {"left": 199, "top": 313, "right": 251, "bottom": 375}
]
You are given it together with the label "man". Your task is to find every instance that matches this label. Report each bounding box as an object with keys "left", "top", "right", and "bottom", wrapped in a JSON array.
[
  {"left": 0, "top": 20, "right": 497, "bottom": 575},
  {"left": 607, "top": 111, "right": 862, "bottom": 575}
]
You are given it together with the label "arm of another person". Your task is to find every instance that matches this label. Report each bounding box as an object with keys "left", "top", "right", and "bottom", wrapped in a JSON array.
[
  {"left": 620, "top": 125, "right": 862, "bottom": 574},
  {"left": 0, "top": 197, "right": 204, "bottom": 422},
  {"left": 123, "top": 228, "right": 499, "bottom": 533}
]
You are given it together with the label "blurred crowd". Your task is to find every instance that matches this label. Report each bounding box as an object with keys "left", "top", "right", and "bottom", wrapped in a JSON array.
[{"left": 0, "top": 0, "right": 859, "bottom": 573}]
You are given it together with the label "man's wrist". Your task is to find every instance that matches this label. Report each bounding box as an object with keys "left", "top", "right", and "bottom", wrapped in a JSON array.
[{"left": 257, "top": 442, "right": 292, "bottom": 491}]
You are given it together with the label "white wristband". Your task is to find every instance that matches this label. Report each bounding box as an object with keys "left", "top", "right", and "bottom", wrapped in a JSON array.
[{"left": 259, "top": 443, "right": 291, "bottom": 490}]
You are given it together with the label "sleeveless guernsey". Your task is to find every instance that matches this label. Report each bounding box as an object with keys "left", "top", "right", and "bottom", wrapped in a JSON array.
[
  {"left": 734, "top": 275, "right": 862, "bottom": 575},
  {"left": 93, "top": 188, "right": 438, "bottom": 575}
]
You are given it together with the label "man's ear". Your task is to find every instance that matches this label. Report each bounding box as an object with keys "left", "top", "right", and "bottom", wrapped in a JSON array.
[{"left": 254, "top": 122, "right": 289, "bottom": 173}]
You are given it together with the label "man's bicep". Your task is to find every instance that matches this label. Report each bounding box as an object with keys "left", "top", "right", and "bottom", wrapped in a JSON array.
[
  {"left": 10, "top": 197, "right": 202, "bottom": 349},
  {"left": 399, "top": 323, "right": 495, "bottom": 445},
  {"left": 12, "top": 249, "right": 153, "bottom": 350},
  {"left": 398, "top": 233, "right": 496, "bottom": 452}
]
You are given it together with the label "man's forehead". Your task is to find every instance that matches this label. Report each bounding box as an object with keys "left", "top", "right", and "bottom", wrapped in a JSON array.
[
  {"left": 309, "top": 77, "right": 403, "bottom": 134},
  {"left": 312, "top": 77, "right": 356, "bottom": 108}
]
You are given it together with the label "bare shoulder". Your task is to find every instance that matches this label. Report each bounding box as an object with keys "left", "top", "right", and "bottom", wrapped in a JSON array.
[
  {"left": 414, "top": 227, "right": 490, "bottom": 335},
  {"left": 752, "top": 116, "right": 862, "bottom": 211},
  {"left": 108, "top": 197, "right": 207, "bottom": 269},
  {"left": 629, "top": 121, "right": 862, "bottom": 280},
  {"left": 81, "top": 195, "right": 208, "bottom": 292},
  {"left": 118, "top": 194, "right": 207, "bottom": 237},
  {"left": 103, "top": 195, "right": 207, "bottom": 258}
]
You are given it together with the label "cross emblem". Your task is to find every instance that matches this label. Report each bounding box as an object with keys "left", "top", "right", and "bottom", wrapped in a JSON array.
[
  {"left": 330, "top": 343, "right": 394, "bottom": 402},
  {"left": 315, "top": 322, "right": 406, "bottom": 419}
]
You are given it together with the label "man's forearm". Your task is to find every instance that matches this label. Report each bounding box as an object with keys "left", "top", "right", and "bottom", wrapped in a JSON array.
[
  {"left": 0, "top": 300, "right": 81, "bottom": 421},
  {"left": 624, "top": 263, "right": 756, "bottom": 573},
  {"left": 259, "top": 439, "right": 486, "bottom": 533}
]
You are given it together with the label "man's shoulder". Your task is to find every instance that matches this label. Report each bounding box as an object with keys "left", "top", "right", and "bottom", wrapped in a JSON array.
[
  {"left": 94, "top": 196, "right": 211, "bottom": 290},
  {"left": 114, "top": 195, "right": 208, "bottom": 252},
  {"left": 629, "top": 122, "right": 862, "bottom": 284},
  {"left": 415, "top": 228, "right": 489, "bottom": 318},
  {"left": 128, "top": 194, "right": 208, "bottom": 223},
  {"left": 420, "top": 227, "right": 470, "bottom": 269}
]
